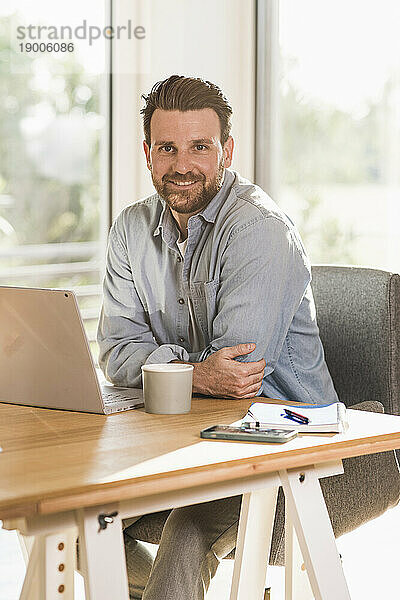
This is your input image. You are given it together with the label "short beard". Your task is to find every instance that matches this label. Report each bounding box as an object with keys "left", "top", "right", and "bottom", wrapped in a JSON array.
[{"left": 152, "top": 159, "right": 225, "bottom": 215}]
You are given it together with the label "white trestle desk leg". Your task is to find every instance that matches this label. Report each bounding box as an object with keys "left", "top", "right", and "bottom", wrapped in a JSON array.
[
  {"left": 76, "top": 504, "right": 129, "bottom": 600},
  {"left": 19, "top": 531, "right": 75, "bottom": 600},
  {"left": 280, "top": 466, "right": 351, "bottom": 600},
  {"left": 285, "top": 510, "right": 313, "bottom": 600},
  {"left": 17, "top": 532, "right": 34, "bottom": 566},
  {"left": 19, "top": 536, "right": 41, "bottom": 600},
  {"left": 230, "top": 486, "right": 278, "bottom": 600}
]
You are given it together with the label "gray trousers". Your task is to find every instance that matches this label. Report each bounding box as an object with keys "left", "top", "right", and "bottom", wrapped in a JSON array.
[{"left": 123, "top": 496, "right": 242, "bottom": 600}]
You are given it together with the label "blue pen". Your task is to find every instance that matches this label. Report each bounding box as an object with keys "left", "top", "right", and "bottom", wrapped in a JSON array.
[{"left": 282, "top": 408, "right": 309, "bottom": 424}]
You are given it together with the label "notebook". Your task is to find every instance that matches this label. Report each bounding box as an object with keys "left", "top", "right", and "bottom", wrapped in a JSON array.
[{"left": 242, "top": 401, "right": 348, "bottom": 433}]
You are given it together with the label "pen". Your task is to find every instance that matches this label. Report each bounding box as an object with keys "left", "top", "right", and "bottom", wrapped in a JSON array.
[{"left": 283, "top": 409, "right": 309, "bottom": 424}]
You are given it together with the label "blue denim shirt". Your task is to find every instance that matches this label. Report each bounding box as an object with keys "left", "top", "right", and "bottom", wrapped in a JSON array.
[{"left": 97, "top": 169, "right": 338, "bottom": 404}]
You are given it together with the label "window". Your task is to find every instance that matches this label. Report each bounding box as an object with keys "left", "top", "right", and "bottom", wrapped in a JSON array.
[
  {"left": 0, "top": 0, "right": 110, "bottom": 351},
  {"left": 278, "top": 0, "right": 400, "bottom": 272}
]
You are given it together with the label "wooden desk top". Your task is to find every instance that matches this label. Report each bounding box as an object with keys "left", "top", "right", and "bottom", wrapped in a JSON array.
[{"left": 0, "top": 398, "right": 400, "bottom": 519}]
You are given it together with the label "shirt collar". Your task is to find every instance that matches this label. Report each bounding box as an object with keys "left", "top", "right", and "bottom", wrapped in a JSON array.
[
  {"left": 152, "top": 200, "right": 178, "bottom": 247},
  {"left": 197, "top": 169, "right": 234, "bottom": 224},
  {"left": 153, "top": 202, "right": 167, "bottom": 237}
]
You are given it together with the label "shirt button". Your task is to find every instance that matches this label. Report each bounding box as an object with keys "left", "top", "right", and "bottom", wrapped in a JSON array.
[
  {"left": 178, "top": 337, "right": 185, "bottom": 343},
  {"left": 178, "top": 298, "right": 185, "bottom": 305},
  {"left": 177, "top": 256, "right": 182, "bottom": 262}
]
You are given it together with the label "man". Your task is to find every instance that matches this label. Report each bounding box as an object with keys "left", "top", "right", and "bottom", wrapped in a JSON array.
[{"left": 97, "top": 75, "right": 338, "bottom": 599}]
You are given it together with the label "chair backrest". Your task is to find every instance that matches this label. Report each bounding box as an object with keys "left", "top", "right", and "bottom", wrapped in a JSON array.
[{"left": 311, "top": 265, "right": 400, "bottom": 415}]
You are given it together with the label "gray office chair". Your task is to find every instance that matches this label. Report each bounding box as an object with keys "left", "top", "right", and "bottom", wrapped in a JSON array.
[
  {"left": 312, "top": 265, "right": 400, "bottom": 417},
  {"left": 125, "top": 265, "right": 400, "bottom": 568}
]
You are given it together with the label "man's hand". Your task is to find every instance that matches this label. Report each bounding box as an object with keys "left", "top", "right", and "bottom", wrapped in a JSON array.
[{"left": 191, "top": 343, "right": 266, "bottom": 399}]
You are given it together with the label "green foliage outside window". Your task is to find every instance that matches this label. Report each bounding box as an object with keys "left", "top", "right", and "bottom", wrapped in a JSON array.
[{"left": 0, "top": 15, "right": 102, "bottom": 253}]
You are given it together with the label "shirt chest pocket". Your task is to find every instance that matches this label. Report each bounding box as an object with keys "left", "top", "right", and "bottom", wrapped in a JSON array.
[{"left": 190, "top": 278, "right": 219, "bottom": 336}]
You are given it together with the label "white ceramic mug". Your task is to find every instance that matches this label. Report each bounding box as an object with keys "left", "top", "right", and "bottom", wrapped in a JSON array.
[{"left": 141, "top": 363, "right": 194, "bottom": 414}]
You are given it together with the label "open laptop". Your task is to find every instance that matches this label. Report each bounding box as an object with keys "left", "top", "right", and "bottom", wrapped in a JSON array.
[{"left": 0, "top": 286, "right": 144, "bottom": 414}]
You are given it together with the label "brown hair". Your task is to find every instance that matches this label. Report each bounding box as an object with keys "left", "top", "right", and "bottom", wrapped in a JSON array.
[{"left": 141, "top": 75, "right": 233, "bottom": 147}]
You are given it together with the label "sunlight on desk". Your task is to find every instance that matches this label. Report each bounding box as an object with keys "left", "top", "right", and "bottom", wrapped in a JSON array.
[{"left": 97, "top": 408, "right": 400, "bottom": 484}]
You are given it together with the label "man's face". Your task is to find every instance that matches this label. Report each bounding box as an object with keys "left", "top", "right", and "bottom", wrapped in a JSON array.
[{"left": 143, "top": 108, "right": 233, "bottom": 215}]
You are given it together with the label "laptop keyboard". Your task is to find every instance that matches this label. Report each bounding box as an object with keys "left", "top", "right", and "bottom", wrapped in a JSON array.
[
  {"left": 102, "top": 392, "right": 129, "bottom": 404},
  {"left": 101, "top": 387, "right": 143, "bottom": 406}
]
